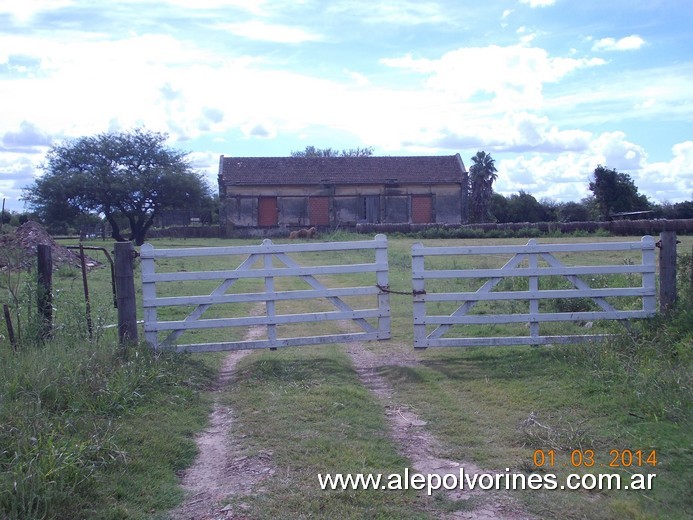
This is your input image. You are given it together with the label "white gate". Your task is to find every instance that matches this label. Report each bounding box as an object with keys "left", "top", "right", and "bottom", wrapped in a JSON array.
[
  {"left": 141, "top": 235, "right": 390, "bottom": 352},
  {"left": 412, "top": 237, "right": 657, "bottom": 348}
]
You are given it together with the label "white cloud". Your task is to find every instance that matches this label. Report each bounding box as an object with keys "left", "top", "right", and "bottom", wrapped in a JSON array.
[
  {"left": 0, "top": 0, "right": 74, "bottom": 23},
  {"left": 381, "top": 45, "right": 605, "bottom": 110},
  {"left": 328, "top": 1, "right": 447, "bottom": 26},
  {"left": 343, "top": 69, "right": 370, "bottom": 86},
  {"left": 497, "top": 153, "right": 596, "bottom": 202},
  {"left": 496, "top": 134, "right": 691, "bottom": 204},
  {"left": 642, "top": 141, "right": 693, "bottom": 201},
  {"left": 590, "top": 131, "right": 647, "bottom": 171},
  {"left": 519, "top": 0, "right": 556, "bottom": 7},
  {"left": 593, "top": 35, "right": 645, "bottom": 52},
  {"left": 218, "top": 21, "right": 323, "bottom": 43}
]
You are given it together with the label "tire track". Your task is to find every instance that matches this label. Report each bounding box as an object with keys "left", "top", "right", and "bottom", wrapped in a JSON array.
[{"left": 345, "top": 341, "right": 533, "bottom": 520}]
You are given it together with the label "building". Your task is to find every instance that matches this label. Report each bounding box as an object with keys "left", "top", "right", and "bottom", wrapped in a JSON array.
[{"left": 218, "top": 154, "right": 468, "bottom": 234}]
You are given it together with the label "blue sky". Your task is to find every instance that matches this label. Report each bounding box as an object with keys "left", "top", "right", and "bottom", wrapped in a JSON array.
[{"left": 1, "top": 0, "right": 692, "bottom": 213}]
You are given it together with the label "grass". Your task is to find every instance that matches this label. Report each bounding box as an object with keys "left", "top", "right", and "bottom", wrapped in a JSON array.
[
  {"left": 0, "top": 249, "right": 218, "bottom": 519},
  {"left": 222, "top": 347, "right": 430, "bottom": 519},
  {"left": 1, "top": 232, "right": 690, "bottom": 519}
]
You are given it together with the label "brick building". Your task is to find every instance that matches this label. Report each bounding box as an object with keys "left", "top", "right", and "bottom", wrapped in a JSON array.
[{"left": 218, "top": 154, "right": 468, "bottom": 235}]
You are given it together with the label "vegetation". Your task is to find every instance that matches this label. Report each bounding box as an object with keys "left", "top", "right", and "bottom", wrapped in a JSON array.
[
  {"left": 1, "top": 233, "right": 690, "bottom": 519},
  {"left": 0, "top": 247, "right": 216, "bottom": 519},
  {"left": 468, "top": 150, "right": 498, "bottom": 223},
  {"left": 22, "top": 129, "right": 213, "bottom": 245},
  {"left": 589, "top": 165, "right": 651, "bottom": 220},
  {"left": 290, "top": 145, "right": 374, "bottom": 157}
]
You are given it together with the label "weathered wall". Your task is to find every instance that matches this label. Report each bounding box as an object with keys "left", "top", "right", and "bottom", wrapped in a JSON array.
[
  {"left": 278, "top": 197, "right": 308, "bottom": 227},
  {"left": 435, "top": 192, "right": 462, "bottom": 224},
  {"left": 221, "top": 183, "right": 465, "bottom": 229}
]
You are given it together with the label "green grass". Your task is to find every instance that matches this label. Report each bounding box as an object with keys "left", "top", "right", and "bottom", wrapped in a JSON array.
[
  {"left": 221, "top": 347, "right": 431, "bottom": 519},
  {"left": 0, "top": 248, "right": 219, "bottom": 519}
]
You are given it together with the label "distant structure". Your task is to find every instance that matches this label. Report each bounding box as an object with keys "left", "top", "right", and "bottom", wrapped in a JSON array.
[{"left": 217, "top": 154, "right": 468, "bottom": 235}]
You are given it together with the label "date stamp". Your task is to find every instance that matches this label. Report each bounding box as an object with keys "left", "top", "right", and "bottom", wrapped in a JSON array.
[{"left": 533, "top": 449, "right": 657, "bottom": 468}]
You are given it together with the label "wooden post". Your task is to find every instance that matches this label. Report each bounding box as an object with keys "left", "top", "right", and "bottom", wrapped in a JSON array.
[
  {"left": 3, "top": 304, "right": 17, "bottom": 352},
  {"left": 114, "top": 241, "right": 139, "bottom": 345},
  {"left": 690, "top": 243, "right": 693, "bottom": 292},
  {"left": 37, "top": 244, "right": 52, "bottom": 340},
  {"left": 79, "top": 244, "right": 93, "bottom": 338},
  {"left": 658, "top": 231, "right": 677, "bottom": 312}
]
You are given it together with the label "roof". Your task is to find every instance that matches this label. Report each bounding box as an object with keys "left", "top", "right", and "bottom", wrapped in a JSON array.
[{"left": 219, "top": 154, "right": 466, "bottom": 186}]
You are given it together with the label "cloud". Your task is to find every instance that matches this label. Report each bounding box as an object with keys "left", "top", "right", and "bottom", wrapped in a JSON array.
[
  {"left": 344, "top": 69, "right": 370, "bottom": 86},
  {"left": 589, "top": 131, "right": 647, "bottom": 170},
  {"left": 241, "top": 120, "right": 277, "bottom": 139},
  {"left": 0, "top": 0, "right": 74, "bottom": 23},
  {"left": 592, "top": 35, "right": 645, "bottom": 52},
  {"left": 218, "top": 21, "right": 323, "bottom": 43},
  {"left": 2, "top": 121, "right": 52, "bottom": 152},
  {"left": 328, "top": 1, "right": 447, "bottom": 26},
  {"left": 381, "top": 45, "right": 605, "bottom": 110},
  {"left": 428, "top": 112, "right": 593, "bottom": 154},
  {"left": 0, "top": 152, "right": 38, "bottom": 211},
  {"left": 642, "top": 141, "right": 693, "bottom": 201},
  {"left": 495, "top": 133, "right": 690, "bottom": 204},
  {"left": 519, "top": 0, "right": 556, "bottom": 7}
]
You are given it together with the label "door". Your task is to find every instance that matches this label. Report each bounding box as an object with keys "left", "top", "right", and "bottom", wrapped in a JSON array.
[
  {"left": 411, "top": 195, "right": 432, "bottom": 224},
  {"left": 258, "top": 197, "right": 278, "bottom": 227},
  {"left": 309, "top": 196, "right": 330, "bottom": 226},
  {"left": 359, "top": 195, "right": 380, "bottom": 223}
]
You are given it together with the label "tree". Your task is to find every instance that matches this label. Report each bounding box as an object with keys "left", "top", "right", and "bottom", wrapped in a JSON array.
[
  {"left": 291, "top": 145, "right": 374, "bottom": 158},
  {"left": 558, "top": 201, "right": 593, "bottom": 222},
  {"left": 490, "top": 191, "right": 552, "bottom": 223},
  {"left": 24, "top": 129, "right": 211, "bottom": 245},
  {"left": 469, "top": 151, "right": 498, "bottom": 223},
  {"left": 588, "top": 165, "right": 650, "bottom": 220},
  {"left": 506, "top": 191, "right": 545, "bottom": 222}
]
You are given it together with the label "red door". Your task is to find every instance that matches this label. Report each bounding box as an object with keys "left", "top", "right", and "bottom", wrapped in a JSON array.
[
  {"left": 412, "top": 195, "right": 432, "bottom": 223},
  {"left": 309, "top": 197, "right": 330, "bottom": 226},
  {"left": 258, "top": 197, "right": 278, "bottom": 227}
]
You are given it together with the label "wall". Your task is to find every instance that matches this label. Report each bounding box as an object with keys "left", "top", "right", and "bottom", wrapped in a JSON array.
[{"left": 220, "top": 182, "right": 464, "bottom": 232}]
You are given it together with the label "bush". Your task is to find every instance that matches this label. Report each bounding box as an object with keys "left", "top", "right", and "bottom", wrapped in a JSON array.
[
  {"left": 0, "top": 265, "right": 214, "bottom": 519},
  {"left": 552, "top": 269, "right": 693, "bottom": 424}
]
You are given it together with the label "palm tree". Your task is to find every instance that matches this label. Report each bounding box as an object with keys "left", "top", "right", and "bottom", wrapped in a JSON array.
[{"left": 469, "top": 151, "right": 498, "bottom": 223}]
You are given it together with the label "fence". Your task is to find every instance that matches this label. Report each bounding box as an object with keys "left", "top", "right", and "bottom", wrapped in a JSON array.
[
  {"left": 7, "top": 232, "right": 680, "bottom": 351},
  {"left": 140, "top": 234, "right": 390, "bottom": 352},
  {"left": 412, "top": 236, "right": 657, "bottom": 348}
]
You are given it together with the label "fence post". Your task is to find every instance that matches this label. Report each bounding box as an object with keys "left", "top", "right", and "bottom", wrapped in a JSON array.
[
  {"left": 658, "top": 231, "right": 677, "bottom": 312},
  {"left": 374, "top": 234, "right": 391, "bottom": 340},
  {"left": 412, "top": 242, "right": 427, "bottom": 349},
  {"left": 114, "top": 241, "right": 139, "bottom": 345},
  {"left": 3, "top": 304, "right": 17, "bottom": 351},
  {"left": 37, "top": 244, "right": 52, "bottom": 340}
]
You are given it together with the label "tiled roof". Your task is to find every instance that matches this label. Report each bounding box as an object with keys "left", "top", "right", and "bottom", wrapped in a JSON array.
[{"left": 219, "top": 154, "right": 466, "bottom": 185}]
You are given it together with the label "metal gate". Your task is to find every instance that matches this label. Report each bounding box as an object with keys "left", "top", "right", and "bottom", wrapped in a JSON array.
[
  {"left": 141, "top": 235, "right": 390, "bottom": 352},
  {"left": 412, "top": 237, "right": 657, "bottom": 348}
]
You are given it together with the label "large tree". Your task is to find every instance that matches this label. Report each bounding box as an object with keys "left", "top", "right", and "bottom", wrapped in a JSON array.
[
  {"left": 291, "top": 145, "right": 374, "bottom": 158},
  {"left": 469, "top": 151, "right": 498, "bottom": 223},
  {"left": 588, "top": 165, "right": 650, "bottom": 220},
  {"left": 24, "top": 129, "right": 211, "bottom": 245}
]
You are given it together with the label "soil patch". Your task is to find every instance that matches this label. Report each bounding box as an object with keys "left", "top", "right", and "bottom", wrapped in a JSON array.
[
  {"left": 171, "top": 319, "right": 273, "bottom": 520},
  {"left": 0, "top": 221, "right": 99, "bottom": 270},
  {"left": 345, "top": 342, "right": 533, "bottom": 520}
]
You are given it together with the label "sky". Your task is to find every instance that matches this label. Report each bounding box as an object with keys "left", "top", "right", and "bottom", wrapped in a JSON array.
[{"left": 1, "top": 0, "right": 692, "bottom": 213}]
